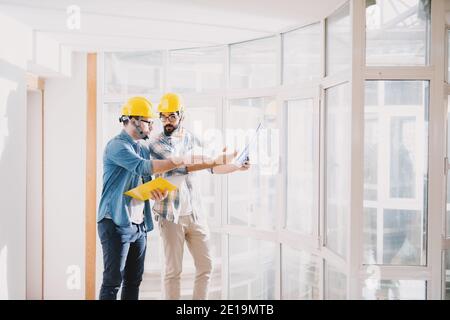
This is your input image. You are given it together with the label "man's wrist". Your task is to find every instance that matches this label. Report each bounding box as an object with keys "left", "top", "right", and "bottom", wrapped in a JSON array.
[{"left": 170, "top": 155, "right": 185, "bottom": 167}]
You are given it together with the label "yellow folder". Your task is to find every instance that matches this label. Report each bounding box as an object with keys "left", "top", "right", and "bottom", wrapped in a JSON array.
[{"left": 124, "top": 177, "right": 178, "bottom": 201}]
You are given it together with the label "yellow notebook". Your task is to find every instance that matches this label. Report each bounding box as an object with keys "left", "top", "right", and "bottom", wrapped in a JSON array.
[{"left": 124, "top": 177, "right": 178, "bottom": 201}]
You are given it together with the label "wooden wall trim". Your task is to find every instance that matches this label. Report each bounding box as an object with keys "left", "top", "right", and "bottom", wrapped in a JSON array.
[
  {"left": 26, "top": 73, "right": 45, "bottom": 91},
  {"left": 86, "top": 53, "right": 97, "bottom": 300}
]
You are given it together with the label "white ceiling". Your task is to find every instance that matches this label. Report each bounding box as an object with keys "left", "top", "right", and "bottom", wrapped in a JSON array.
[{"left": 0, "top": 0, "right": 347, "bottom": 52}]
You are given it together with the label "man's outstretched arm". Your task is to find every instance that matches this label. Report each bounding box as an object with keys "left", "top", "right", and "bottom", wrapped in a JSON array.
[{"left": 211, "top": 161, "right": 251, "bottom": 175}]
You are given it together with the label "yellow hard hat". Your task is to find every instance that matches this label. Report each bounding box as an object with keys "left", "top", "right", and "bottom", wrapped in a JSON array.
[
  {"left": 121, "top": 96, "right": 156, "bottom": 119},
  {"left": 158, "top": 93, "right": 185, "bottom": 113}
]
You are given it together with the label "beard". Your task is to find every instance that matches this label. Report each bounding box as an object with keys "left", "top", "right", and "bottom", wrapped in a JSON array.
[{"left": 163, "top": 124, "right": 178, "bottom": 136}]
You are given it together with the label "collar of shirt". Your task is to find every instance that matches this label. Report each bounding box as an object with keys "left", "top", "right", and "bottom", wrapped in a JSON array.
[
  {"left": 160, "top": 132, "right": 183, "bottom": 147},
  {"left": 120, "top": 129, "right": 141, "bottom": 150}
]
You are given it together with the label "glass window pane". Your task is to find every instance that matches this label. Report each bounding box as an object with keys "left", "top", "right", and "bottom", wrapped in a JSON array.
[
  {"left": 230, "top": 37, "right": 277, "bottom": 89},
  {"left": 389, "top": 117, "right": 417, "bottom": 199},
  {"left": 227, "top": 97, "right": 279, "bottom": 230},
  {"left": 168, "top": 46, "right": 226, "bottom": 93},
  {"left": 366, "top": 0, "right": 431, "bottom": 66},
  {"left": 382, "top": 209, "right": 424, "bottom": 264},
  {"left": 229, "top": 236, "right": 276, "bottom": 299},
  {"left": 365, "top": 81, "right": 379, "bottom": 106},
  {"left": 283, "top": 23, "right": 321, "bottom": 85},
  {"left": 326, "top": 3, "right": 351, "bottom": 76},
  {"left": 363, "top": 81, "right": 429, "bottom": 266},
  {"left": 364, "top": 116, "right": 378, "bottom": 201},
  {"left": 182, "top": 98, "right": 223, "bottom": 228},
  {"left": 281, "top": 246, "right": 320, "bottom": 299},
  {"left": 363, "top": 207, "right": 378, "bottom": 264},
  {"left": 104, "top": 51, "right": 164, "bottom": 95},
  {"left": 325, "top": 83, "right": 351, "bottom": 258},
  {"left": 362, "top": 279, "right": 426, "bottom": 300},
  {"left": 286, "top": 99, "right": 316, "bottom": 234},
  {"left": 384, "top": 81, "right": 423, "bottom": 106},
  {"left": 325, "top": 264, "right": 347, "bottom": 299}
]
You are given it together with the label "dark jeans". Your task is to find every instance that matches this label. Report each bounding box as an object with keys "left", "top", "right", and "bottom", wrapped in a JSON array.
[{"left": 98, "top": 218, "right": 147, "bottom": 300}]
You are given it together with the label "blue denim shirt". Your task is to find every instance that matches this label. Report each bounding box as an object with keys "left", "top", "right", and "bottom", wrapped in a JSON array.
[{"left": 97, "top": 130, "right": 154, "bottom": 231}]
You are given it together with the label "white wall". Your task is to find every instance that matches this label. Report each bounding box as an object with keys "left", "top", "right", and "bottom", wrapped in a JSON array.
[
  {"left": 43, "top": 52, "right": 87, "bottom": 299},
  {"left": 1, "top": 11, "right": 85, "bottom": 300},
  {"left": 0, "top": 13, "right": 33, "bottom": 300}
]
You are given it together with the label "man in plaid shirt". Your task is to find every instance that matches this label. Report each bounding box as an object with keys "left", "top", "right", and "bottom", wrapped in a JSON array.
[
  {"left": 149, "top": 93, "right": 250, "bottom": 300},
  {"left": 148, "top": 126, "right": 205, "bottom": 225}
]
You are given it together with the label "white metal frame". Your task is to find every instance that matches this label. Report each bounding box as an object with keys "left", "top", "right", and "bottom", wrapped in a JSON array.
[
  {"left": 320, "top": 1, "right": 354, "bottom": 300},
  {"left": 348, "top": 0, "right": 365, "bottom": 299},
  {"left": 441, "top": 24, "right": 450, "bottom": 299}
]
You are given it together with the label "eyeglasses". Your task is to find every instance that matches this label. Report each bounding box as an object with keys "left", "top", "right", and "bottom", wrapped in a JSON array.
[
  {"left": 159, "top": 114, "right": 179, "bottom": 123},
  {"left": 140, "top": 119, "right": 154, "bottom": 126}
]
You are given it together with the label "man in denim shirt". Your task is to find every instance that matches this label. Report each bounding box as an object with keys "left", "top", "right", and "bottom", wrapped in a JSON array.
[{"left": 97, "top": 96, "right": 195, "bottom": 300}]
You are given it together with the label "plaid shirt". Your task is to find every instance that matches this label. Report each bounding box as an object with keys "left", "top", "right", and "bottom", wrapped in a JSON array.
[{"left": 148, "top": 128, "right": 209, "bottom": 224}]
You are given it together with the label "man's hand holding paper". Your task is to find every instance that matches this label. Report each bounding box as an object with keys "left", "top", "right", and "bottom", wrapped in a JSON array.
[
  {"left": 124, "top": 177, "right": 178, "bottom": 201},
  {"left": 149, "top": 189, "right": 168, "bottom": 201}
]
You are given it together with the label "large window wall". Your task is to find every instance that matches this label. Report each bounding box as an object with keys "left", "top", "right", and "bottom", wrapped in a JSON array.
[{"left": 97, "top": 0, "right": 447, "bottom": 300}]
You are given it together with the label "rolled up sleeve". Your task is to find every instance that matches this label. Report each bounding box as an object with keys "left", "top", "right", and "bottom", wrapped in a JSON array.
[{"left": 107, "top": 141, "right": 153, "bottom": 177}]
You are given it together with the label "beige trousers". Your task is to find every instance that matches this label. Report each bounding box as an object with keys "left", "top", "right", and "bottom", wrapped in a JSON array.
[{"left": 159, "top": 215, "right": 213, "bottom": 300}]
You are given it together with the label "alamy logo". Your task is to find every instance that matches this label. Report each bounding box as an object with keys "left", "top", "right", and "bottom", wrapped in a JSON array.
[
  {"left": 66, "top": 265, "right": 81, "bottom": 290},
  {"left": 66, "top": 5, "right": 81, "bottom": 30}
]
